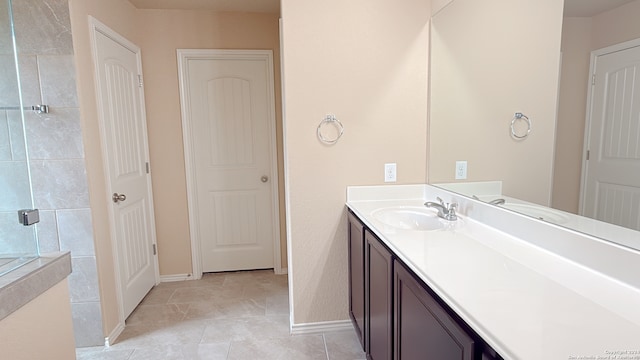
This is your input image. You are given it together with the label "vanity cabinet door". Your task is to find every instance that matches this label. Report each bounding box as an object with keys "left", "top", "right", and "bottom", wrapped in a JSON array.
[
  {"left": 394, "top": 261, "right": 474, "bottom": 360},
  {"left": 366, "top": 230, "right": 393, "bottom": 360},
  {"left": 348, "top": 211, "right": 366, "bottom": 349}
]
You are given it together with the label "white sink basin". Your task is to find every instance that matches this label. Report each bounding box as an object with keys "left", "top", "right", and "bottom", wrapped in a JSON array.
[
  {"left": 371, "top": 206, "right": 445, "bottom": 231},
  {"left": 501, "top": 203, "right": 570, "bottom": 225}
]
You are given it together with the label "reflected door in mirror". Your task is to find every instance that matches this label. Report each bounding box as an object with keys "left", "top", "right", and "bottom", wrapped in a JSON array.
[{"left": 582, "top": 44, "right": 640, "bottom": 232}]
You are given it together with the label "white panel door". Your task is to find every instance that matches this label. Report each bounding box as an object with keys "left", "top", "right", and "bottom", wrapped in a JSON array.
[
  {"left": 582, "top": 44, "right": 640, "bottom": 231},
  {"left": 182, "top": 52, "right": 276, "bottom": 273},
  {"left": 93, "top": 27, "right": 158, "bottom": 318}
]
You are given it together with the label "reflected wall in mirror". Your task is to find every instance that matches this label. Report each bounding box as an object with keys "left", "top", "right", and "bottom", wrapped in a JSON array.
[
  {"left": 429, "top": 0, "right": 564, "bottom": 205},
  {"left": 429, "top": 0, "right": 640, "bottom": 250}
]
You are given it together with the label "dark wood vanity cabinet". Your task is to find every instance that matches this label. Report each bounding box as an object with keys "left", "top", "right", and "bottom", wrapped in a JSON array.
[
  {"left": 348, "top": 211, "right": 366, "bottom": 348},
  {"left": 394, "top": 261, "right": 474, "bottom": 360},
  {"left": 348, "top": 209, "right": 393, "bottom": 359},
  {"left": 347, "top": 210, "right": 502, "bottom": 360},
  {"left": 365, "top": 229, "right": 393, "bottom": 360}
]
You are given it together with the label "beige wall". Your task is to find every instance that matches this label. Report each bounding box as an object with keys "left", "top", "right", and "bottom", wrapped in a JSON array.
[
  {"left": 69, "top": 0, "right": 140, "bottom": 338},
  {"left": 429, "top": 0, "right": 564, "bottom": 205},
  {"left": 0, "top": 280, "right": 75, "bottom": 360},
  {"left": 552, "top": 18, "right": 591, "bottom": 213},
  {"left": 592, "top": 0, "right": 640, "bottom": 50},
  {"left": 281, "top": 0, "right": 430, "bottom": 324},
  {"left": 552, "top": 0, "right": 640, "bottom": 212},
  {"left": 137, "top": 10, "right": 285, "bottom": 275}
]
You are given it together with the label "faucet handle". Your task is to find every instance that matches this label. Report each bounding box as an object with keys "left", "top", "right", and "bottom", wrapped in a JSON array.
[
  {"left": 437, "top": 197, "right": 456, "bottom": 209},
  {"left": 446, "top": 203, "right": 458, "bottom": 220}
]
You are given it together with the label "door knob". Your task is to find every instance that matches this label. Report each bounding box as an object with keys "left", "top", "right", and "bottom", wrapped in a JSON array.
[
  {"left": 261, "top": 175, "right": 269, "bottom": 183},
  {"left": 112, "top": 193, "right": 127, "bottom": 203}
]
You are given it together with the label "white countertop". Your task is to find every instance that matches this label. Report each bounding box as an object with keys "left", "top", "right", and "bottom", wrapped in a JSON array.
[{"left": 347, "top": 185, "right": 640, "bottom": 360}]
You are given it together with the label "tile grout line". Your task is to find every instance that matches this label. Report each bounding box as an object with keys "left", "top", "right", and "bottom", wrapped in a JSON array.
[
  {"left": 322, "top": 333, "right": 331, "bottom": 360},
  {"left": 125, "top": 348, "right": 137, "bottom": 360},
  {"left": 225, "top": 341, "right": 232, "bottom": 360}
]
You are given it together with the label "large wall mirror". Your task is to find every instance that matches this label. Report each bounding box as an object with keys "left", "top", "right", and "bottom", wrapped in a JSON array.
[{"left": 429, "top": 0, "right": 640, "bottom": 251}]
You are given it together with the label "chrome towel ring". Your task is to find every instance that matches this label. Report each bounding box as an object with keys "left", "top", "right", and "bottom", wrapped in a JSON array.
[
  {"left": 511, "top": 112, "right": 531, "bottom": 139},
  {"left": 317, "top": 114, "right": 344, "bottom": 144}
]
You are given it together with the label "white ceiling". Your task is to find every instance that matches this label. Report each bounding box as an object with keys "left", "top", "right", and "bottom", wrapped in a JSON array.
[
  {"left": 128, "top": 0, "right": 280, "bottom": 14},
  {"left": 564, "top": 0, "right": 637, "bottom": 17}
]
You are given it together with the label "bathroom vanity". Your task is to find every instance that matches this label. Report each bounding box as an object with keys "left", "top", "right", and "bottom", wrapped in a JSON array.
[{"left": 347, "top": 185, "right": 640, "bottom": 360}]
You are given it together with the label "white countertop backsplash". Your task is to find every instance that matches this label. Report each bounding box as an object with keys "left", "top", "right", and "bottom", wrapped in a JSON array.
[
  {"left": 346, "top": 184, "right": 640, "bottom": 360},
  {"left": 436, "top": 180, "right": 640, "bottom": 253}
]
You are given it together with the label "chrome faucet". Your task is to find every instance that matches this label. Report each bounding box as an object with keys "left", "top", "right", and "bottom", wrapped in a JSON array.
[
  {"left": 424, "top": 197, "right": 458, "bottom": 221},
  {"left": 472, "top": 195, "right": 505, "bottom": 206}
]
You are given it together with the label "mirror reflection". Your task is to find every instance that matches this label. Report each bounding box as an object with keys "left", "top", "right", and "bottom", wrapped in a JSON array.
[{"left": 429, "top": 0, "right": 640, "bottom": 251}]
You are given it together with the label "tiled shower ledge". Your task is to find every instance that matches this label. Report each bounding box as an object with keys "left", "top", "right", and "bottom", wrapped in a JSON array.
[{"left": 0, "top": 252, "right": 72, "bottom": 321}]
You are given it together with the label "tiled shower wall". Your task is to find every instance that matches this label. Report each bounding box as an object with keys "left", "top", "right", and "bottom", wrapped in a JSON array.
[{"left": 7, "top": 0, "right": 104, "bottom": 347}]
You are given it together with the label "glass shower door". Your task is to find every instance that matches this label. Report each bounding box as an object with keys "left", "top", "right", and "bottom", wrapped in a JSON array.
[{"left": 0, "top": 0, "right": 39, "bottom": 275}]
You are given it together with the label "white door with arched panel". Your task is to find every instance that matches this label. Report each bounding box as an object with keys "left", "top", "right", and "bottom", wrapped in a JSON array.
[
  {"left": 581, "top": 41, "right": 640, "bottom": 232},
  {"left": 91, "top": 18, "right": 159, "bottom": 320},
  {"left": 178, "top": 50, "right": 280, "bottom": 274}
]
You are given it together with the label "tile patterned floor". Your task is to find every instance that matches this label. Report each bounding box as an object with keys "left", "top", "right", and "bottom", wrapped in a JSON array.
[{"left": 76, "top": 270, "right": 365, "bottom": 360}]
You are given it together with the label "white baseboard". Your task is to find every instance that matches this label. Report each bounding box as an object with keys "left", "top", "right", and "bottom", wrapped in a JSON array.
[
  {"left": 160, "top": 274, "right": 194, "bottom": 282},
  {"left": 161, "top": 270, "right": 285, "bottom": 282},
  {"left": 104, "top": 321, "right": 125, "bottom": 347},
  {"left": 291, "top": 320, "right": 354, "bottom": 335}
]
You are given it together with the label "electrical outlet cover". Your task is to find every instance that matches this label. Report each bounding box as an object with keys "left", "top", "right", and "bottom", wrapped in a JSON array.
[
  {"left": 455, "top": 161, "right": 467, "bottom": 180},
  {"left": 385, "top": 163, "right": 397, "bottom": 182}
]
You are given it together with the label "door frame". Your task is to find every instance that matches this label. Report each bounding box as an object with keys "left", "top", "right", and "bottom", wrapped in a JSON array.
[
  {"left": 88, "top": 17, "right": 160, "bottom": 330},
  {"left": 579, "top": 37, "right": 640, "bottom": 215},
  {"left": 177, "top": 49, "right": 282, "bottom": 278}
]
